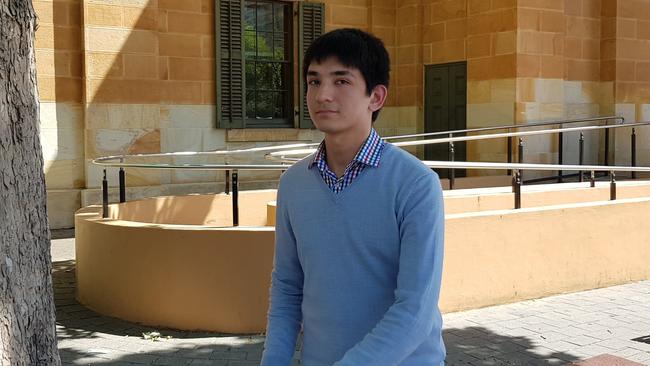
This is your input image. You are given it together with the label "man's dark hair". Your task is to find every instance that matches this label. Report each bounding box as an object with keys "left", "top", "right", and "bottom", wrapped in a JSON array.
[{"left": 303, "top": 28, "right": 390, "bottom": 122}]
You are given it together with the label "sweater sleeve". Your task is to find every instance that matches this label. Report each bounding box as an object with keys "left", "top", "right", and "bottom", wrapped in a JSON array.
[
  {"left": 334, "top": 173, "right": 445, "bottom": 366},
  {"left": 261, "top": 181, "right": 304, "bottom": 366}
]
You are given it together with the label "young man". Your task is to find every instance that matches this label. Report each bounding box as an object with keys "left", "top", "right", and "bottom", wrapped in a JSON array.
[{"left": 261, "top": 28, "right": 445, "bottom": 366}]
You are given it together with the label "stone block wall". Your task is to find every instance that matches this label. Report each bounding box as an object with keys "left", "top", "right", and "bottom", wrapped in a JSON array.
[
  {"left": 465, "top": 0, "right": 517, "bottom": 175},
  {"left": 33, "top": 0, "right": 650, "bottom": 228},
  {"left": 514, "top": 0, "right": 618, "bottom": 179},
  {"left": 35, "top": 0, "right": 328, "bottom": 228},
  {"left": 82, "top": 0, "right": 213, "bottom": 191},
  {"left": 603, "top": 0, "right": 650, "bottom": 168},
  {"left": 34, "top": 0, "right": 84, "bottom": 228}
]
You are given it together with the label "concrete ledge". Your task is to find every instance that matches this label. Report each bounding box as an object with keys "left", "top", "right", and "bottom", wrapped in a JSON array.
[
  {"left": 444, "top": 179, "right": 650, "bottom": 214},
  {"left": 47, "top": 189, "right": 81, "bottom": 229}
]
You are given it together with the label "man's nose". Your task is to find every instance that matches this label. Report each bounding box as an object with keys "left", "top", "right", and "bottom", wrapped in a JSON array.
[{"left": 316, "top": 82, "right": 334, "bottom": 103}]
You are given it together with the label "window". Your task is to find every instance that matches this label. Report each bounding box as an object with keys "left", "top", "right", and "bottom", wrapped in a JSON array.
[
  {"left": 244, "top": 1, "right": 292, "bottom": 127},
  {"left": 216, "top": 0, "right": 324, "bottom": 129}
]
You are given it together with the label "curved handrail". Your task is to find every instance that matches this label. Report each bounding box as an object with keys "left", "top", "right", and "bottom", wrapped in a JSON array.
[
  {"left": 261, "top": 121, "right": 650, "bottom": 161},
  {"left": 93, "top": 118, "right": 641, "bottom": 169},
  {"left": 421, "top": 161, "right": 650, "bottom": 173},
  {"left": 92, "top": 116, "right": 623, "bottom": 166},
  {"left": 92, "top": 116, "right": 648, "bottom": 220},
  {"left": 388, "top": 115, "right": 623, "bottom": 140}
]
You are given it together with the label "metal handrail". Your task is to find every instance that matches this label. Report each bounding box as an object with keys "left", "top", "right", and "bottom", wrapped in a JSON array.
[
  {"left": 422, "top": 161, "right": 650, "bottom": 173},
  {"left": 266, "top": 121, "right": 650, "bottom": 160},
  {"left": 420, "top": 160, "right": 650, "bottom": 208},
  {"left": 387, "top": 115, "right": 623, "bottom": 140},
  {"left": 93, "top": 116, "right": 648, "bottom": 223},
  {"left": 92, "top": 116, "right": 622, "bottom": 166},
  {"left": 92, "top": 118, "right": 636, "bottom": 168}
]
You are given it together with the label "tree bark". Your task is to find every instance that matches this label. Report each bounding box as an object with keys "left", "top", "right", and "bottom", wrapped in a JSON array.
[{"left": 0, "top": 0, "right": 60, "bottom": 365}]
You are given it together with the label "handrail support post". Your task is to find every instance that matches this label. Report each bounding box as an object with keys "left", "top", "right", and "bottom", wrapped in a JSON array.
[
  {"left": 119, "top": 166, "right": 126, "bottom": 203},
  {"left": 507, "top": 134, "right": 512, "bottom": 176},
  {"left": 449, "top": 139, "right": 455, "bottom": 190},
  {"left": 232, "top": 170, "right": 239, "bottom": 226},
  {"left": 558, "top": 131, "right": 564, "bottom": 183},
  {"left": 631, "top": 128, "right": 637, "bottom": 179},
  {"left": 518, "top": 138, "right": 524, "bottom": 182},
  {"left": 102, "top": 169, "right": 109, "bottom": 219},
  {"left": 610, "top": 171, "right": 616, "bottom": 201},
  {"left": 513, "top": 170, "right": 522, "bottom": 209},
  {"left": 225, "top": 169, "right": 230, "bottom": 195},
  {"left": 604, "top": 128, "right": 610, "bottom": 177},
  {"left": 579, "top": 132, "right": 585, "bottom": 183}
]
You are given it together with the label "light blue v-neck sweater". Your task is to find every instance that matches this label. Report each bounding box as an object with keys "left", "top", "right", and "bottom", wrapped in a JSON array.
[{"left": 262, "top": 143, "right": 446, "bottom": 366}]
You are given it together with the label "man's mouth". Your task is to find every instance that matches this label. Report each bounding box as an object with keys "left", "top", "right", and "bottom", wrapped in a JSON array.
[{"left": 316, "top": 110, "right": 338, "bottom": 115}]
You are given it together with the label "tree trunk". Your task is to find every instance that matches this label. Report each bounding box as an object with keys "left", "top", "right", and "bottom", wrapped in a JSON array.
[{"left": 0, "top": 0, "right": 61, "bottom": 365}]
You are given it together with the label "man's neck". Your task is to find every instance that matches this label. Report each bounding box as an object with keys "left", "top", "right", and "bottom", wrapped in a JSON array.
[{"left": 324, "top": 125, "right": 372, "bottom": 178}]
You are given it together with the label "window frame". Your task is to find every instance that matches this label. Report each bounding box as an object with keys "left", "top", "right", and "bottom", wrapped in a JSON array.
[
  {"left": 216, "top": 0, "right": 324, "bottom": 129},
  {"left": 244, "top": 0, "right": 294, "bottom": 128}
]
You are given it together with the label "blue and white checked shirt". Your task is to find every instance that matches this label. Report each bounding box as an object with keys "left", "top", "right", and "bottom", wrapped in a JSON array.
[{"left": 309, "top": 128, "right": 385, "bottom": 194}]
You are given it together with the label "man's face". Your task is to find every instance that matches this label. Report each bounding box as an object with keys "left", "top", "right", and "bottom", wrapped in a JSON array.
[{"left": 306, "top": 57, "right": 383, "bottom": 136}]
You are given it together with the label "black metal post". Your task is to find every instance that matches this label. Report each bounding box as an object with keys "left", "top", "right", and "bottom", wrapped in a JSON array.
[
  {"left": 232, "top": 170, "right": 239, "bottom": 226},
  {"left": 579, "top": 132, "right": 585, "bottom": 183},
  {"left": 507, "top": 134, "right": 512, "bottom": 176},
  {"left": 604, "top": 128, "right": 610, "bottom": 172},
  {"left": 102, "top": 169, "right": 109, "bottom": 218},
  {"left": 449, "top": 140, "right": 455, "bottom": 190},
  {"left": 558, "top": 131, "right": 564, "bottom": 183},
  {"left": 610, "top": 171, "right": 616, "bottom": 201},
  {"left": 225, "top": 169, "right": 230, "bottom": 194},
  {"left": 518, "top": 138, "right": 524, "bottom": 182},
  {"left": 631, "top": 128, "right": 637, "bottom": 179},
  {"left": 119, "top": 167, "right": 126, "bottom": 203},
  {"left": 590, "top": 170, "right": 595, "bottom": 188},
  {"left": 514, "top": 170, "right": 522, "bottom": 209}
]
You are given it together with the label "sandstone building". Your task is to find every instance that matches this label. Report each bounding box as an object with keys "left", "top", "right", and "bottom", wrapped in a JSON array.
[{"left": 34, "top": 0, "right": 650, "bottom": 228}]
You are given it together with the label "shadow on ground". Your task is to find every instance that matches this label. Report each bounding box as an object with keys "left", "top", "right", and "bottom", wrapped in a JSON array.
[
  {"left": 53, "top": 260, "right": 580, "bottom": 365},
  {"left": 52, "top": 228, "right": 75, "bottom": 240},
  {"left": 54, "top": 260, "right": 267, "bottom": 365},
  {"left": 443, "top": 327, "right": 579, "bottom": 365}
]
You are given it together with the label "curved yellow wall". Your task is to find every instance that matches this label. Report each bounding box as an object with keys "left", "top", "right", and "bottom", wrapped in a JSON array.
[
  {"left": 75, "top": 184, "right": 650, "bottom": 333},
  {"left": 75, "top": 190, "right": 277, "bottom": 333},
  {"left": 441, "top": 197, "right": 650, "bottom": 312}
]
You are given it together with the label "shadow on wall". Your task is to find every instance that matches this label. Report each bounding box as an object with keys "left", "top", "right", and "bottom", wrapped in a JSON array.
[
  {"left": 80, "top": 0, "right": 219, "bottom": 195},
  {"left": 37, "top": 0, "right": 85, "bottom": 229},
  {"left": 53, "top": 260, "right": 581, "bottom": 366},
  {"left": 110, "top": 194, "right": 221, "bottom": 225}
]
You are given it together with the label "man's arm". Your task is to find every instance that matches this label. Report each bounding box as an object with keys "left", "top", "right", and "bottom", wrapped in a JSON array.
[
  {"left": 335, "top": 173, "right": 445, "bottom": 366},
  {"left": 261, "top": 183, "right": 304, "bottom": 366}
]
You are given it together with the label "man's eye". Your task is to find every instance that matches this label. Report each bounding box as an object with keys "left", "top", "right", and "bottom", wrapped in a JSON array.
[
  {"left": 307, "top": 80, "right": 319, "bottom": 86},
  {"left": 335, "top": 79, "right": 349, "bottom": 85}
]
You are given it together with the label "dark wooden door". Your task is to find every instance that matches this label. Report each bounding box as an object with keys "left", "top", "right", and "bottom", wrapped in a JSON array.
[{"left": 424, "top": 62, "right": 467, "bottom": 178}]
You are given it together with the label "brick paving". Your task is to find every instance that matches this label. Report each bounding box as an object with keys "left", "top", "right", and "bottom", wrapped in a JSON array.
[{"left": 52, "top": 235, "right": 650, "bottom": 365}]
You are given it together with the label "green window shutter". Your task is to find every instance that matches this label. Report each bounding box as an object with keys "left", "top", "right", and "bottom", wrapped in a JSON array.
[
  {"left": 298, "top": 2, "right": 324, "bottom": 129},
  {"left": 216, "top": 0, "right": 245, "bottom": 129}
]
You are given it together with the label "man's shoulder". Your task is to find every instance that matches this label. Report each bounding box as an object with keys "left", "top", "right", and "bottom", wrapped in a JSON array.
[
  {"left": 382, "top": 143, "right": 439, "bottom": 181},
  {"left": 278, "top": 153, "right": 314, "bottom": 188}
]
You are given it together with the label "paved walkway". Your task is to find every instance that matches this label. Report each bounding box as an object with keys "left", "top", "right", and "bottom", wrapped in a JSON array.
[{"left": 52, "top": 234, "right": 650, "bottom": 365}]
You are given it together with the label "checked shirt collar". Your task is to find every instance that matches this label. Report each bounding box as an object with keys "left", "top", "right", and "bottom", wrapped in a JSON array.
[{"left": 309, "top": 128, "right": 385, "bottom": 193}]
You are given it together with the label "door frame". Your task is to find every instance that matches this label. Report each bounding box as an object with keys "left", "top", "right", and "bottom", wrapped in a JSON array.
[{"left": 423, "top": 61, "right": 468, "bottom": 178}]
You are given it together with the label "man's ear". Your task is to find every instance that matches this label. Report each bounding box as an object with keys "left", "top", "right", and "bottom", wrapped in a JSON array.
[{"left": 369, "top": 85, "right": 388, "bottom": 113}]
